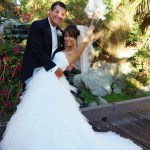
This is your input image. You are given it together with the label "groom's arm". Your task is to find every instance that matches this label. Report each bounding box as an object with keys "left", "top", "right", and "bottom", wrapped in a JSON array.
[{"left": 28, "top": 21, "right": 56, "bottom": 71}]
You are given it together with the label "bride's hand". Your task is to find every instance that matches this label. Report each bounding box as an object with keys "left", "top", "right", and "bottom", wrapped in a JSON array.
[{"left": 66, "top": 64, "right": 74, "bottom": 71}]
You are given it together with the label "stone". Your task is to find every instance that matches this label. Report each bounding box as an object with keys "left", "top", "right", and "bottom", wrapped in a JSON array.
[
  {"left": 97, "top": 96, "right": 108, "bottom": 105},
  {"left": 88, "top": 101, "right": 98, "bottom": 107},
  {"left": 73, "top": 74, "right": 85, "bottom": 90},
  {"left": 81, "top": 69, "right": 113, "bottom": 96}
]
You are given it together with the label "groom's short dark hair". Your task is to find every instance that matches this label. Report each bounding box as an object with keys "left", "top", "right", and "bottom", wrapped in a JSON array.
[{"left": 51, "top": 1, "right": 67, "bottom": 11}]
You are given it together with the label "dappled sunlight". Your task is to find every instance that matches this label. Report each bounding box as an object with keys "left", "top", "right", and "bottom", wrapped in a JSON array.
[
  {"left": 118, "top": 62, "right": 132, "bottom": 75},
  {"left": 117, "top": 48, "right": 138, "bottom": 59}
]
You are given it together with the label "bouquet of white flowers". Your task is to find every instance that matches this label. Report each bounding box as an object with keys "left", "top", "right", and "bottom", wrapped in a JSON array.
[{"left": 84, "top": 0, "right": 109, "bottom": 25}]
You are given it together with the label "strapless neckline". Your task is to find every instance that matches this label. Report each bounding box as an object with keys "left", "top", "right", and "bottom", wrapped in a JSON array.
[{"left": 52, "top": 51, "right": 69, "bottom": 71}]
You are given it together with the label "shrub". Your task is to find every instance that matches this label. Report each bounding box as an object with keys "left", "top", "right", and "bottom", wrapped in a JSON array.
[
  {"left": 0, "top": 39, "right": 25, "bottom": 122},
  {"left": 130, "top": 46, "right": 150, "bottom": 86}
]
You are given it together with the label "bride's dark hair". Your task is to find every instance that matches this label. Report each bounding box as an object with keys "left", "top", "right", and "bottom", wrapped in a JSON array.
[{"left": 64, "top": 25, "right": 80, "bottom": 40}]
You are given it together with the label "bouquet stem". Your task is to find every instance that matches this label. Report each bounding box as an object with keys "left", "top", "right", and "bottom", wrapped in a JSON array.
[{"left": 91, "top": 18, "right": 98, "bottom": 26}]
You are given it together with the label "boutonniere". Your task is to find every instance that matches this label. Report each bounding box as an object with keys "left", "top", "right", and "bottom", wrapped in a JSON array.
[{"left": 56, "top": 30, "right": 62, "bottom": 37}]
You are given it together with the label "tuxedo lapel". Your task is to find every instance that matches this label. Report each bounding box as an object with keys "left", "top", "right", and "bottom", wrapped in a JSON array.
[
  {"left": 51, "top": 47, "right": 61, "bottom": 59},
  {"left": 51, "top": 27, "right": 64, "bottom": 59},
  {"left": 56, "top": 27, "right": 64, "bottom": 48},
  {"left": 47, "top": 28, "right": 52, "bottom": 45},
  {"left": 56, "top": 27, "right": 61, "bottom": 47},
  {"left": 57, "top": 36, "right": 61, "bottom": 48},
  {"left": 45, "top": 18, "right": 52, "bottom": 57},
  {"left": 52, "top": 34, "right": 64, "bottom": 59}
]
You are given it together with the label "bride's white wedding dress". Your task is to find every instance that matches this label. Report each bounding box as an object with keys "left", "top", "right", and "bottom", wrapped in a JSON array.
[{"left": 0, "top": 52, "right": 142, "bottom": 150}]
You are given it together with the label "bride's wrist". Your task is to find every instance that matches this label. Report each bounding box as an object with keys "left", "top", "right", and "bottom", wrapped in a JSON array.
[{"left": 83, "top": 37, "right": 90, "bottom": 44}]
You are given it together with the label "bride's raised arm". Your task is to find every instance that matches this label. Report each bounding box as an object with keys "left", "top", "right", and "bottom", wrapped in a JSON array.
[{"left": 70, "top": 25, "right": 95, "bottom": 65}]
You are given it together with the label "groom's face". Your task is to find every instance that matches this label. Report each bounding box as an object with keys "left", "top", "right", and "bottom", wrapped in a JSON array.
[{"left": 49, "top": 5, "right": 66, "bottom": 27}]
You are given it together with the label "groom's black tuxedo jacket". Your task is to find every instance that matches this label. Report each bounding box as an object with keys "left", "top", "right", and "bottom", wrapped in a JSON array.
[{"left": 20, "top": 18, "right": 64, "bottom": 82}]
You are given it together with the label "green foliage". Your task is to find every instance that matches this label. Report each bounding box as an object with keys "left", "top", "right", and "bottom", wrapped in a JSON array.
[
  {"left": 66, "top": 0, "right": 88, "bottom": 25},
  {"left": 135, "top": 91, "right": 150, "bottom": 98},
  {"left": 19, "top": 0, "right": 50, "bottom": 22},
  {"left": 123, "top": 77, "right": 143, "bottom": 95},
  {"left": 103, "top": 91, "right": 150, "bottom": 103},
  {"left": 20, "top": 0, "right": 28, "bottom": 12},
  {"left": 103, "top": 0, "right": 113, "bottom": 20},
  {"left": 103, "top": 93, "right": 132, "bottom": 103},
  {"left": 0, "top": 0, "right": 15, "bottom": 18},
  {"left": 103, "top": 0, "right": 112, "bottom": 10},
  {"left": 79, "top": 89, "right": 97, "bottom": 104},
  {"left": 0, "top": 39, "right": 24, "bottom": 121},
  {"left": 130, "top": 47, "right": 150, "bottom": 85},
  {"left": 126, "top": 21, "right": 142, "bottom": 46}
]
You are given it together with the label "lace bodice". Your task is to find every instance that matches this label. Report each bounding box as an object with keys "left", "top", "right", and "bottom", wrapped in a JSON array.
[{"left": 53, "top": 52, "right": 69, "bottom": 71}]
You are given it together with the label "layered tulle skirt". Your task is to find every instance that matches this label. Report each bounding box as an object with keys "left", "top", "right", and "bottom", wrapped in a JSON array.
[{"left": 0, "top": 67, "right": 142, "bottom": 150}]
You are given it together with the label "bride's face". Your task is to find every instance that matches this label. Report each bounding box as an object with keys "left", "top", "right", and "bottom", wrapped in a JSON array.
[{"left": 64, "top": 32, "right": 77, "bottom": 47}]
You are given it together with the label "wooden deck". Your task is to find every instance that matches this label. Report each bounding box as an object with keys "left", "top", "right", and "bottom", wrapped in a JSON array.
[
  {"left": 81, "top": 96, "right": 150, "bottom": 149},
  {"left": 0, "top": 96, "right": 150, "bottom": 149},
  {"left": 90, "top": 108, "right": 150, "bottom": 150}
]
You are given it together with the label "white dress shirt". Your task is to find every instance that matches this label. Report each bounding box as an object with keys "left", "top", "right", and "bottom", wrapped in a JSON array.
[{"left": 48, "top": 17, "right": 58, "bottom": 73}]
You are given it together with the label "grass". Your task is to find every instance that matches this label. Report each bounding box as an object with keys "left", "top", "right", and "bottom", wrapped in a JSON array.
[
  {"left": 103, "top": 93, "right": 132, "bottom": 103},
  {"left": 103, "top": 92, "right": 150, "bottom": 103},
  {"left": 79, "top": 90, "right": 97, "bottom": 104},
  {"left": 78, "top": 85, "right": 150, "bottom": 105}
]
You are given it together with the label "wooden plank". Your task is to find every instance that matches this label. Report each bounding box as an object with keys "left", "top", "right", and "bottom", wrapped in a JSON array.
[
  {"left": 90, "top": 120, "right": 149, "bottom": 150},
  {"left": 82, "top": 103, "right": 113, "bottom": 121},
  {"left": 140, "top": 110, "right": 150, "bottom": 120},
  {"left": 81, "top": 96, "right": 150, "bottom": 121},
  {"left": 125, "top": 114, "right": 150, "bottom": 134},
  {"left": 107, "top": 115, "right": 150, "bottom": 149},
  {"left": 130, "top": 110, "right": 150, "bottom": 122}
]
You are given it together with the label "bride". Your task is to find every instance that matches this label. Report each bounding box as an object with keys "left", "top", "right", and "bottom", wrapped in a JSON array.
[{"left": 0, "top": 24, "right": 141, "bottom": 150}]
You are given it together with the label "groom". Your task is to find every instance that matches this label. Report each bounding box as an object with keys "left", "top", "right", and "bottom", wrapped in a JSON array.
[{"left": 20, "top": 1, "right": 67, "bottom": 89}]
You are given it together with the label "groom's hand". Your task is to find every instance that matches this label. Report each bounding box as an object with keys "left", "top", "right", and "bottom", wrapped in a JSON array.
[{"left": 55, "top": 68, "right": 63, "bottom": 78}]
